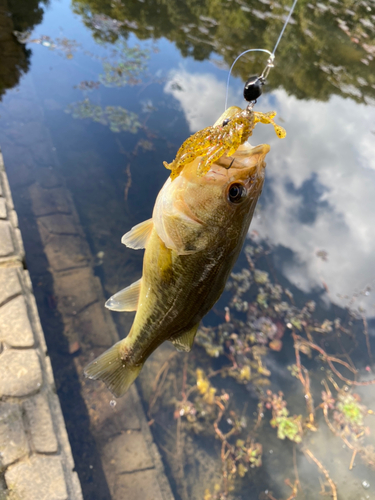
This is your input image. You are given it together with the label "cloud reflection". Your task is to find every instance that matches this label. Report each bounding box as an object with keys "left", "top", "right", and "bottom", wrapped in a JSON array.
[
  {"left": 165, "top": 69, "right": 375, "bottom": 315},
  {"left": 164, "top": 67, "right": 240, "bottom": 131}
]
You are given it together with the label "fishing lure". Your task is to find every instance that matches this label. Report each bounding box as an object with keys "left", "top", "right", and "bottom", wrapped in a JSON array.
[{"left": 163, "top": 105, "right": 286, "bottom": 180}]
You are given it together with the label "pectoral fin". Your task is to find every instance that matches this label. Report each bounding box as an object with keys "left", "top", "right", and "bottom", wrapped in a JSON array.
[
  {"left": 105, "top": 278, "right": 142, "bottom": 311},
  {"left": 170, "top": 323, "right": 199, "bottom": 352},
  {"left": 121, "top": 219, "right": 153, "bottom": 249}
]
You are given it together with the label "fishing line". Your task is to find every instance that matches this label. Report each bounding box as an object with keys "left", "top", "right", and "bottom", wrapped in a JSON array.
[
  {"left": 224, "top": 0, "right": 298, "bottom": 109},
  {"left": 225, "top": 49, "right": 273, "bottom": 110},
  {"left": 271, "top": 0, "right": 298, "bottom": 56}
]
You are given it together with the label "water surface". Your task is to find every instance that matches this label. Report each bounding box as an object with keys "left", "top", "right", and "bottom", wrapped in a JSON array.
[{"left": 1, "top": 0, "right": 375, "bottom": 498}]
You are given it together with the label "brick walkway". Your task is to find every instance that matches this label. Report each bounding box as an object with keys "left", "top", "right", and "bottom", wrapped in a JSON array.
[{"left": 0, "top": 153, "right": 83, "bottom": 499}]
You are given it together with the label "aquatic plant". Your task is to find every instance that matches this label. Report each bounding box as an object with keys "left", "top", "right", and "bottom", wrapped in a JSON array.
[
  {"left": 26, "top": 35, "right": 81, "bottom": 59},
  {"left": 74, "top": 80, "right": 101, "bottom": 91},
  {"left": 98, "top": 41, "right": 149, "bottom": 87},
  {"left": 173, "top": 367, "right": 263, "bottom": 498},
  {"left": 65, "top": 100, "right": 141, "bottom": 133},
  {"left": 26, "top": 34, "right": 150, "bottom": 135},
  {"left": 66, "top": 99, "right": 105, "bottom": 124},
  {"left": 105, "top": 106, "right": 141, "bottom": 133},
  {"left": 266, "top": 391, "right": 302, "bottom": 444},
  {"left": 145, "top": 239, "right": 375, "bottom": 500}
]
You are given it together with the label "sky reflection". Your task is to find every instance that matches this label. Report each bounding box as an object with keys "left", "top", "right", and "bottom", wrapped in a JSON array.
[{"left": 165, "top": 69, "right": 375, "bottom": 315}]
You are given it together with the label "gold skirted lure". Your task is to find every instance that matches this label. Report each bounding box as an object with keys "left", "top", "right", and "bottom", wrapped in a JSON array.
[{"left": 163, "top": 105, "right": 286, "bottom": 181}]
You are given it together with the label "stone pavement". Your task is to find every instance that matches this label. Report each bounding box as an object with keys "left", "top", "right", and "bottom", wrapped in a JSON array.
[
  {"left": 23, "top": 158, "right": 174, "bottom": 499},
  {"left": 0, "top": 72, "right": 174, "bottom": 499},
  {"left": 0, "top": 153, "right": 83, "bottom": 499}
]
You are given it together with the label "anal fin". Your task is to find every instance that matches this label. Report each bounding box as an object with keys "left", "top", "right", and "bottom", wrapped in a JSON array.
[
  {"left": 121, "top": 219, "right": 153, "bottom": 249},
  {"left": 170, "top": 323, "right": 199, "bottom": 352},
  {"left": 105, "top": 278, "right": 142, "bottom": 311}
]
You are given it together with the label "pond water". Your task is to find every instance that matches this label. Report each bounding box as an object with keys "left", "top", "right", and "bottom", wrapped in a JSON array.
[{"left": 1, "top": 0, "right": 375, "bottom": 499}]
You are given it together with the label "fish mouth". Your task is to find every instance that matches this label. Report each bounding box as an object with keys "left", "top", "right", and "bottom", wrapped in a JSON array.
[{"left": 215, "top": 142, "right": 270, "bottom": 176}]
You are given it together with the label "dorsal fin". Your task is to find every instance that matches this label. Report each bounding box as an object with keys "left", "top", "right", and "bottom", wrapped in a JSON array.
[
  {"left": 105, "top": 278, "right": 142, "bottom": 311},
  {"left": 121, "top": 219, "right": 153, "bottom": 249},
  {"left": 170, "top": 323, "right": 199, "bottom": 352}
]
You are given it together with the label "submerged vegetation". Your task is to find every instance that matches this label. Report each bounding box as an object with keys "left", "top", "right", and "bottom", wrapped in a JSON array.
[
  {"left": 65, "top": 39, "right": 148, "bottom": 131},
  {"left": 66, "top": 100, "right": 141, "bottom": 133},
  {"left": 144, "top": 241, "right": 375, "bottom": 500},
  {"left": 98, "top": 41, "right": 149, "bottom": 87},
  {"left": 24, "top": 33, "right": 149, "bottom": 132}
]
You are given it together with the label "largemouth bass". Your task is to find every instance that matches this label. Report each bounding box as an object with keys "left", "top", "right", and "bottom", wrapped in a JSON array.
[{"left": 84, "top": 106, "right": 282, "bottom": 398}]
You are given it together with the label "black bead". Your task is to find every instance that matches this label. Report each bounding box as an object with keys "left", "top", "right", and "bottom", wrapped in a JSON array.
[{"left": 243, "top": 75, "right": 263, "bottom": 102}]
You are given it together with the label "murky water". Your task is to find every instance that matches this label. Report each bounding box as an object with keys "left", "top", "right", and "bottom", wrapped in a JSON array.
[{"left": 1, "top": 0, "right": 375, "bottom": 499}]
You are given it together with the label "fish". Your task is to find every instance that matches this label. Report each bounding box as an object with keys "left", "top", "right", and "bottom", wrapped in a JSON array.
[{"left": 84, "top": 105, "right": 282, "bottom": 398}]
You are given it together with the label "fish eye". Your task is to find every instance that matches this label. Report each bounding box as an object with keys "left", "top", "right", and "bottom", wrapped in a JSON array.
[
  {"left": 227, "top": 183, "right": 247, "bottom": 204},
  {"left": 222, "top": 118, "right": 230, "bottom": 126}
]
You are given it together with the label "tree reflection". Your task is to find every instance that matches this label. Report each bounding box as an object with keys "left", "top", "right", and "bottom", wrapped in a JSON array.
[
  {"left": 72, "top": 0, "right": 375, "bottom": 103},
  {"left": 0, "top": 0, "right": 47, "bottom": 99}
]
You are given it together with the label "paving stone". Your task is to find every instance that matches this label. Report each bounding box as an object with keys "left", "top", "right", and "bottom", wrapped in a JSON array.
[
  {"left": 30, "top": 142, "right": 56, "bottom": 167},
  {"left": 111, "top": 469, "right": 164, "bottom": 500},
  {"left": 94, "top": 388, "right": 141, "bottom": 439},
  {"left": 11, "top": 121, "right": 45, "bottom": 148},
  {"left": 0, "top": 222, "right": 14, "bottom": 257},
  {"left": 0, "top": 402, "right": 28, "bottom": 467},
  {"left": 0, "top": 172, "right": 14, "bottom": 209},
  {"left": 25, "top": 281, "right": 48, "bottom": 354},
  {"left": 37, "top": 213, "right": 80, "bottom": 236},
  {"left": 0, "top": 349, "right": 42, "bottom": 397},
  {"left": 6, "top": 162, "right": 35, "bottom": 189},
  {"left": 53, "top": 267, "right": 97, "bottom": 316},
  {"left": 2, "top": 144, "right": 34, "bottom": 170},
  {"left": 103, "top": 430, "right": 154, "bottom": 473},
  {"left": 8, "top": 210, "right": 18, "bottom": 229},
  {"left": 0, "top": 198, "right": 6, "bottom": 219},
  {"left": 5, "top": 455, "right": 68, "bottom": 500},
  {"left": 13, "top": 229, "right": 25, "bottom": 260},
  {"left": 0, "top": 296, "right": 34, "bottom": 347},
  {"left": 1, "top": 111, "right": 83, "bottom": 500},
  {"left": 43, "top": 234, "right": 90, "bottom": 272},
  {"left": 29, "top": 184, "right": 72, "bottom": 217},
  {"left": 0, "top": 269, "right": 21, "bottom": 306},
  {"left": 23, "top": 394, "right": 58, "bottom": 453},
  {"left": 75, "top": 301, "right": 114, "bottom": 347},
  {"left": 35, "top": 168, "right": 62, "bottom": 189}
]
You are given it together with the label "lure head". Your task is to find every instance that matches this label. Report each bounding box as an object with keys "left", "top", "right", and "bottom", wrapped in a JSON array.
[
  {"left": 213, "top": 106, "right": 244, "bottom": 126},
  {"left": 213, "top": 106, "right": 256, "bottom": 153},
  {"left": 215, "top": 106, "right": 286, "bottom": 141}
]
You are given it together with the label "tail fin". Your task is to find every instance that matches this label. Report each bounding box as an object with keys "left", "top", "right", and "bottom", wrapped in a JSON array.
[{"left": 84, "top": 341, "right": 143, "bottom": 398}]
